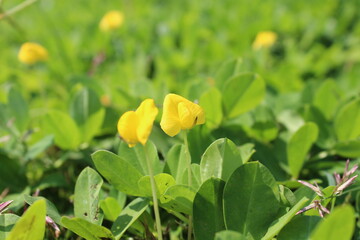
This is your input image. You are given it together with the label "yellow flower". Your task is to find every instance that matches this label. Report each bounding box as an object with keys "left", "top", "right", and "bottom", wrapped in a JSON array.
[
  {"left": 99, "top": 10, "right": 124, "bottom": 32},
  {"left": 117, "top": 99, "right": 158, "bottom": 147},
  {"left": 18, "top": 42, "right": 48, "bottom": 64},
  {"left": 252, "top": 31, "right": 277, "bottom": 50},
  {"left": 160, "top": 94, "right": 205, "bottom": 137}
]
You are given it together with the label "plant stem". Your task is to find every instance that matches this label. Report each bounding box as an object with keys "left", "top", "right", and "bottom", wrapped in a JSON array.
[
  {"left": 0, "top": 0, "right": 38, "bottom": 20},
  {"left": 187, "top": 215, "right": 193, "bottom": 240},
  {"left": 183, "top": 131, "right": 193, "bottom": 240},
  {"left": 183, "top": 131, "right": 192, "bottom": 188},
  {"left": 144, "top": 144, "right": 163, "bottom": 240},
  {"left": 0, "top": 7, "right": 25, "bottom": 36}
]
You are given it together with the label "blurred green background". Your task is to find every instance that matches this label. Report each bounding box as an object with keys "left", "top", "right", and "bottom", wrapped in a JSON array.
[{"left": 1, "top": 0, "right": 359, "bottom": 106}]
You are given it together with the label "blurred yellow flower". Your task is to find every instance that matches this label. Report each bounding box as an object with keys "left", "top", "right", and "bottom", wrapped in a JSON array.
[
  {"left": 117, "top": 99, "right": 158, "bottom": 147},
  {"left": 99, "top": 10, "right": 124, "bottom": 32},
  {"left": 160, "top": 94, "right": 205, "bottom": 137},
  {"left": 252, "top": 31, "right": 277, "bottom": 50},
  {"left": 18, "top": 42, "right": 48, "bottom": 64}
]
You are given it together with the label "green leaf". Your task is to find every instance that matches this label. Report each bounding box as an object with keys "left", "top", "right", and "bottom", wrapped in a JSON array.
[
  {"left": 279, "top": 185, "right": 297, "bottom": 207},
  {"left": 6, "top": 199, "right": 46, "bottom": 240},
  {"left": 246, "top": 121, "right": 278, "bottom": 143},
  {"left": 111, "top": 198, "right": 149, "bottom": 239},
  {"left": 200, "top": 138, "right": 243, "bottom": 182},
  {"left": 0, "top": 153, "right": 27, "bottom": 192},
  {"left": 118, "top": 141, "right": 162, "bottom": 176},
  {"left": 0, "top": 214, "right": 20, "bottom": 239},
  {"left": 193, "top": 178, "right": 226, "bottom": 240},
  {"left": 261, "top": 197, "right": 308, "bottom": 240},
  {"left": 334, "top": 140, "right": 360, "bottom": 158},
  {"left": 91, "top": 150, "right": 144, "bottom": 196},
  {"left": 160, "top": 185, "right": 196, "bottom": 215},
  {"left": 164, "top": 144, "right": 189, "bottom": 184},
  {"left": 181, "top": 163, "right": 202, "bottom": 190},
  {"left": 238, "top": 143, "right": 255, "bottom": 164},
  {"left": 200, "top": 88, "right": 223, "bottom": 129},
  {"left": 214, "top": 230, "right": 247, "bottom": 240},
  {"left": 69, "top": 87, "right": 102, "bottom": 126},
  {"left": 100, "top": 197, "right": 122, "bottom": 222},
  {"left": 74, "top": 167, "right": 103, "bottom": 225},
  {"left": 287, "top": 122, "right": 318, "bottom": 178},
  {"left": 244, "top": 106, "right": 278, "bottom": 142},
  {"left": 7, "top": 88, "right": 29, "bottom": 132},
  {"left": 313, "top": 80, "right": 341, "bottom": 120},
  {"left": 61, "top": 217, "right": 114, "bottom": 240},
  {"left": 334, "top": 98, "right": 360, "bottom": 141},
  {"left": 187, "top": 126, "right": 214, "bottom": 164},
  {"left": 223, "top": 162, "right": 280, "bottom": 239},
  {"left": 23, "top": 195, "right": 62, "bottom": 225},
  {"left": 138, "top": 173, "right": 176, "bottom": 198},
  {"left": 81, "top": 108, "right": 105, "bottom": 143},
  {"left": 311, "top": 205, "right": 355, "bottom": 240},
  {"left": 277, "top": 216, "right": 321, "bottom": 240},
  {"left": 222, "top": 73, "right": 265, "bottom": 119},
  {"left": 24, "top": 135, "right": 54, "bottom": 160},
  {"left": 214, "top": 58, "right": 243, "bottom": 89},
  {"left": 302, "top": 105, "right": 336, "bottom": 149},
  {"left": 42, "top": 110, "right": 81, "bottom": 150},
  {"left": 69, "top": 87, "right": 105, "bottom": 143}
]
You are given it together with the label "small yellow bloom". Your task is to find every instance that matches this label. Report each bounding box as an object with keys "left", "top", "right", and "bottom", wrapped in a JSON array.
[
  {"left": 117, "top": 99, "right": 158, "bottom": 147},
  {"left": 99, "top": 10, "right": 124, "bottom": 32},
  {"left": 18, "top": 42, "right": 48, "bottom": 65},
  {"left": 252, "top": 31, "right": 277, "bottom": 50},
  {"left": 160, "top": 94, "right": 205, "bottom": 137}
]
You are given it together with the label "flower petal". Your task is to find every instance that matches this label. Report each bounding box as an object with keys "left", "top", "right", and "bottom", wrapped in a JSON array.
[
  {"left": 178, "top": 102, "right": 194, "bottom": 129},
  {"left": 252, "top": 31, "right": 277, "bottom": 50},
  {"left": 135, "top": 99, "right": 158, "bottom": 145},
  {"left": 298, "top": 180, "right": 324, "bottom": 197},
  {"left": 18, "top": 42, "right": 48, "bottom": 65},
  {"left": 160, "top": 93, "right": 205, "bottom": 136},
  {"left": 99, "top": 11, "right": 124, "bottom": 32},
  {"left": 0, "top": 200, "right": 13, "bottom": 213},
  {"left": 117, "top": 111, "right": 139, "bottom": 147},
  {"left": 160, "top": 94, "right": 182, "bottom": 136},
  {"left": 184, "top": 100, "right": 205, "bottom": 126}
]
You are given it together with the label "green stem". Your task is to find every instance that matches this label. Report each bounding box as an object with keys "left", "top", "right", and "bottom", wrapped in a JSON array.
[
  {"left": 0, "top": 0, "right": 38, "bottom": 20},
  {"left": 183, "top": 131, "right": 193, "bottom": 240},
  {"left": 187, "top": 215, "right": 193, "bottom": 240},
  {"left": 0, "top": 7, "right": 25, "bottom": 35},
  {"left": 144, "top": 144, "right": 163, "bottom": 240},
  {"left": 330, "top": 196, "right": 336, "bottom": 212},
  {"left": 183, "top": 131, "right": 192, "bottom": 188}
]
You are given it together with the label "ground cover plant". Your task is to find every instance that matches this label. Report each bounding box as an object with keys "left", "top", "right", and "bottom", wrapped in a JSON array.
[{"left": 1, "top": 0, "right": 360, "bottom": 239}]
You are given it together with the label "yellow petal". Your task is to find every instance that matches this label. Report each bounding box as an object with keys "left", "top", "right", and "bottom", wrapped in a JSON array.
[
  {"left": 160, "top": 93, "right": 205, "bottom": 136},
  {"left": 135, "top": 99, "right": 159, "bottom": 145},
  {"left": 99, "top": 11, "right": 124, "bottom": 32},
  {"left": 117, "top": 111, "right": 139, "bottom": 147},
  {"left": 252, "top": 31, "right": 277, "bottom": 50},
  {"left": 182, "top": 101, "right": 205, "bottom": 126},
  {"left": 178, "top": 102, "right": 194, "bottom": 129},
  {"left": 18, "top": 42, "right": 48, "bottom": 65},
  {"left": 160, "top": 114, "right": 181, "bottom": 137},
  {"left": 160, "top": 94, "right": 182, "bottom": 136}
]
